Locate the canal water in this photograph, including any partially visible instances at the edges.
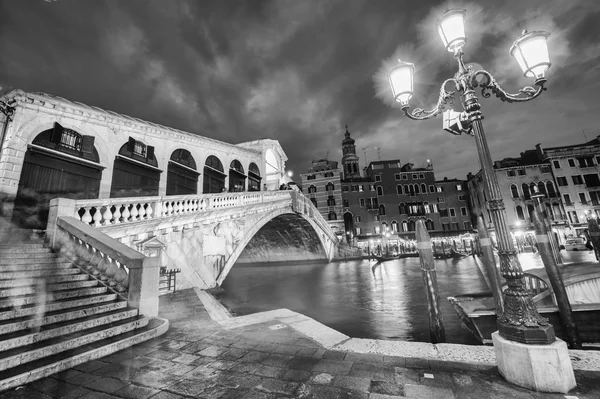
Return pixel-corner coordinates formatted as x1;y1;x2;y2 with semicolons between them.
219;251;597;345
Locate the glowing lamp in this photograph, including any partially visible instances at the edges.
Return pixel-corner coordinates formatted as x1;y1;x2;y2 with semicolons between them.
510;30;551;79
388;60;415;106
437;9;467;52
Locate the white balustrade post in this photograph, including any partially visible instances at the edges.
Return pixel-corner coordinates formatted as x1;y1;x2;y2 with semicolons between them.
102;206;113;225
46;198;78;249
92;207;102;227
130;203;139;220
145;202;153;219
81;208;92;225
113;204;122;224
153;198;162;218
127;256;161;317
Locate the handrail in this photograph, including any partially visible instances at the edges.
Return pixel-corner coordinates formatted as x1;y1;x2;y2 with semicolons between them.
51;216;161;316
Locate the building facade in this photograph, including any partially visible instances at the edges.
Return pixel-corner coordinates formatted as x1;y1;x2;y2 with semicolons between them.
435;178;472;234
541;138;600;238
0;90;289;229
466;146;568;245
300;158;344;236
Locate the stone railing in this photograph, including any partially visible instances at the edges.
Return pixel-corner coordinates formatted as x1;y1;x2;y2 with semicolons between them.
62;191;292;227
290;191;338;243
46;204;161;317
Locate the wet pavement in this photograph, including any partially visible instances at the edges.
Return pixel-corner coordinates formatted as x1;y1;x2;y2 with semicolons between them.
4;289;600;399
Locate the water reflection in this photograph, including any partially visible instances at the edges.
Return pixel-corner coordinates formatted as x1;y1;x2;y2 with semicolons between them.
219;251;598;345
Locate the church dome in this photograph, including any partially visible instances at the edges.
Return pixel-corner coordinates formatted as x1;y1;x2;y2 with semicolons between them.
342;126;355;145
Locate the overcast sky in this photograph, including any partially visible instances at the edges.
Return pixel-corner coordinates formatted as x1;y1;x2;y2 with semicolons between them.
1;0;598;181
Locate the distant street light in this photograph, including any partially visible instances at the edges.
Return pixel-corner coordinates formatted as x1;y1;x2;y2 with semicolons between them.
388;9;554;345
287;170;294;178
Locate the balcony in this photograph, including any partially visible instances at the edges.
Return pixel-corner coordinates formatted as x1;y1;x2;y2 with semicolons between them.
564;201;574;207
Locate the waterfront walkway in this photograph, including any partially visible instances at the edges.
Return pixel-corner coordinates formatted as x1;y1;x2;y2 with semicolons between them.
6;289;600;399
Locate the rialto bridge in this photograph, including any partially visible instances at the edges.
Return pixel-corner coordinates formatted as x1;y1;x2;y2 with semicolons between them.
0;89;339;301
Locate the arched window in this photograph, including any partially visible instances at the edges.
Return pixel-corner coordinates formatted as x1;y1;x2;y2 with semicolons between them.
310;198;317;207
409;185;415;196
537;181;546;196
326;182;335;192
426;219;434;230
404;185;409;195
328;211;337;220
546;181;556;198
229;160;246;192
516;205;525;220
327;197;336;206
112;138;160;198
377;186;384;196
408;220;416;231
414;184;420;194
14;125;102;229
308;185;317;194
167;149;198;196
399;203;406;214
203;155;226;193
381;221;388;233
421;183;427;193
396;185;403;195
527;204;535;220
379;204;386;215
248;162;261;191
402;220;408;232
522;183;530;199
510;184;519;199
391;220;398;232
530;182;537;196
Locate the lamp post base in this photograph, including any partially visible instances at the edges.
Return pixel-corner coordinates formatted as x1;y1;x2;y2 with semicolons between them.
492;332;576;393
498;322;556;345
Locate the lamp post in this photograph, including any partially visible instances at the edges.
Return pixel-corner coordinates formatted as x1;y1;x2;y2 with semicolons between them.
388;9;554;345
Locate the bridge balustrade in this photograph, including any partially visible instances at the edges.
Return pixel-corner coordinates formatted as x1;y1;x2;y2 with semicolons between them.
67;191;296;227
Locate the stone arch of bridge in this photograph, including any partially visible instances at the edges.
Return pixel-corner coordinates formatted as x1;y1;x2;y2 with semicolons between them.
215;206;334;286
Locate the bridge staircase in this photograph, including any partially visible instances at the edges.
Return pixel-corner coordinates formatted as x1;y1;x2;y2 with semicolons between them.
0;219;167;392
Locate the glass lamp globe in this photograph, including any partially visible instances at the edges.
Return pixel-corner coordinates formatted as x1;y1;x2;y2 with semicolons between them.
437;9;467;52
388;60;415;106
510;30;551;79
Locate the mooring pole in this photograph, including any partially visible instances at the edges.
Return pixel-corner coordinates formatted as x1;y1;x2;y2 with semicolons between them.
415;220;446;343
532;193;582;349
477;215;504;315
587;217;600;261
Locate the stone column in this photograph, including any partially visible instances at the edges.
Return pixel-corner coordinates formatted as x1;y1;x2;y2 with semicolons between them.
47;198;77;248
128;256;161;317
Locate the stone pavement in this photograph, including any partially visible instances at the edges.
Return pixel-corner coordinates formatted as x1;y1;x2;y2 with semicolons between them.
4;289;600;399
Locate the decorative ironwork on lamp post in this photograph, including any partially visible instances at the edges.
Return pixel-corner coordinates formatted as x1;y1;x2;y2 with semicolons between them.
388;9;555;344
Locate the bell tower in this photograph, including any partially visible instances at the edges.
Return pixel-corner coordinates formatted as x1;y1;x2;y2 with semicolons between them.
341;126;360;179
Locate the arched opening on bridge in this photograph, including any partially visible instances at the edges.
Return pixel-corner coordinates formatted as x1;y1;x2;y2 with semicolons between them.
167;149;198;195
229;160;246;192
203;155;226;193
248;162;261;191
111;137;160;198
13;123;103;228
343;212;354;244
235;213;328;264
265;149;280;190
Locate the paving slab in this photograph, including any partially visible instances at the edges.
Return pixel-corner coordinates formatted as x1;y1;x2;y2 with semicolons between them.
7;288;600;399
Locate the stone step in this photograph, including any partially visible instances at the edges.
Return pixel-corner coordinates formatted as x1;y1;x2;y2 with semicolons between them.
0;286;107;309
0;308;139;352
0;300;127;336
0;274;89;289
0;317;168;392
0;257;71;266
0;252;59;260
0;313;147;372
0;262;75;273
0;242;45;249
0;267;80;280
0;245;49;254
0;293;119;321
0;280;97;298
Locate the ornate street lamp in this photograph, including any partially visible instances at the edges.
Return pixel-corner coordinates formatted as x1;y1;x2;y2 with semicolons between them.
389;9;553;345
